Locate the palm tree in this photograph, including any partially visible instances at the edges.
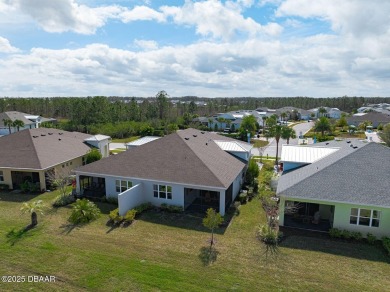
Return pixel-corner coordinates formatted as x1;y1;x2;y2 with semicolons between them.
13;119;25;132
262;116;268;133
318;107;328;118
216;117;225;131
281;127;297;144
280;112;287;123
315;117;331;136
20;200;45;227
269;123;283;165
208;118;213;130
2;118;13;134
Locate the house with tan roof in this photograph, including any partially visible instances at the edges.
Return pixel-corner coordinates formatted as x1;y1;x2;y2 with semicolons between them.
75;129;253;216
0;111;56;136
0;128;110;191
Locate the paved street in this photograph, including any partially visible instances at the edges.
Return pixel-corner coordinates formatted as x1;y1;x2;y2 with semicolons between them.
251;121;314;157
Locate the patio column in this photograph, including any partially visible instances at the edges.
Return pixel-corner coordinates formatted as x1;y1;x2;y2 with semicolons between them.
219;190;226;216
76;174;81;195
39;171;46;192
278;197;285;226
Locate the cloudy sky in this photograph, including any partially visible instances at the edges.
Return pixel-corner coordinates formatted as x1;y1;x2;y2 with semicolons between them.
1;0;390;97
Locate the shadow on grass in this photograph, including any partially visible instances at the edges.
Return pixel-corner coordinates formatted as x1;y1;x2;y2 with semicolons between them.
95;201;118;215
6;225;40;246
59;223;80;235
280;227;390;263
198;246;220;266
138;209;235;234
0;191;42;203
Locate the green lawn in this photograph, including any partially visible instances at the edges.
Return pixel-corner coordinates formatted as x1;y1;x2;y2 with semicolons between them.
0;190;389;291
251;140;269;148
111;136;141;143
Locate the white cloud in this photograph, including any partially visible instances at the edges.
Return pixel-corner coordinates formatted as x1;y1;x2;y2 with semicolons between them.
0;36;20;53
161;1;282;40
119;5;165;23
134;39;158;50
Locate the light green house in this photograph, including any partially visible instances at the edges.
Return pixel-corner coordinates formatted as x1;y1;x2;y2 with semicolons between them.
277;141;390;237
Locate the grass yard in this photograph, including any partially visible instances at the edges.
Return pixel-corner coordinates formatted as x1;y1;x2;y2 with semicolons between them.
111;136;141;143
0;190;389;291
252;140;269;148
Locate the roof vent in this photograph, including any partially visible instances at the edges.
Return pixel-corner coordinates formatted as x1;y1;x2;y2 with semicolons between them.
350;144;353;147
206;142;208;145
41;134;46;136
326;142;329;145
48;133;53;135
32;135;38;138
59;133;63;135
346;141;351;143
184;137;189;140
201;131;205;134
353;146;358;149
58;138;61;141
193;135;197;137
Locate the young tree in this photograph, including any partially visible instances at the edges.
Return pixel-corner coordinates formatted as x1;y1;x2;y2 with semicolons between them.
86;148;102;164
379;123;390;147
337;116;348;131
3;118;13;134
315;117;331;137
268;123;283;165
203;208;223;248
358;120;372;131
239;115;257;141
20;200;45;227
13;119;25;132
48;168;72;198
245;159;260;186
281;127;297;144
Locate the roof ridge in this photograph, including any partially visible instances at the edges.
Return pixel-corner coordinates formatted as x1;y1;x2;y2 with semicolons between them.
175;133;227;188
26;129;43;169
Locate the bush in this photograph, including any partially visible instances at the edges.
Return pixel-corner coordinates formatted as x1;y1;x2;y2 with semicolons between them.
124;209;137;223
257;224;282;245
108;208;123;224
238;192;248;204
329;228;342;238
0;184;9;191
382;237;390;255
350;231;363;241
68;199;101;224
134;202;153;214
366;233;377;245
160;203;183;213
52;194;75;207
340;229;351;240
20;181;30;193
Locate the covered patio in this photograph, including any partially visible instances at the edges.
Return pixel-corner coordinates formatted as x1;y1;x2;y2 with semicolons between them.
283;201;334;232
79;175;106;199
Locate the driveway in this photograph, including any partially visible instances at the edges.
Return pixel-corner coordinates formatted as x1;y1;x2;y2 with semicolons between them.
109;142;126;151
252;121;314;157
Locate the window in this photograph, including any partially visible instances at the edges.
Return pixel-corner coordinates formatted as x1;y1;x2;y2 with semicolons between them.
350;208;380;227
153;184;172;199
115;180;132;193
0;171;3;182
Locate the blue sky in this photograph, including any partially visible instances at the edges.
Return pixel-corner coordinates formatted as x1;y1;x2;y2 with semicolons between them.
0;0;389;97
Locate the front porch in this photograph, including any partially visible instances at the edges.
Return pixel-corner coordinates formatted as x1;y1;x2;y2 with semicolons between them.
283;200;334;232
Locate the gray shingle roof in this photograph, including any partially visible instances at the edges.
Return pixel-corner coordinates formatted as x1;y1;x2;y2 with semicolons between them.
76;128;246;189
0;128;92;170
277;141;390;207
0;111;35;126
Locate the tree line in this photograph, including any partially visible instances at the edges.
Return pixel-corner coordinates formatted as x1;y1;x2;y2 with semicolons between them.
1;93;389;138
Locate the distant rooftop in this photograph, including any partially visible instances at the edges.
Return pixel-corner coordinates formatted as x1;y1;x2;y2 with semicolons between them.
126;136;160;147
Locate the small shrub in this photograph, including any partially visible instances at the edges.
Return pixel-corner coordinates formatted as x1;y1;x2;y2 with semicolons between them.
0;184;9;191
20;181;30;193
160;203;183;213
124;209;137;223
366;233;376;245
329;228;342;238
68;199;101;224
134;202;153;214
238;192;248;204
52;194;75;207
382;237;390;255
108;208;123;224
257;224;282;245
341;229;351;240
350;231;363;241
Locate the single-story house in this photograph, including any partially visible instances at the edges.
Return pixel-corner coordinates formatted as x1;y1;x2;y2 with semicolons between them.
277;140;390;237
75;128;253;216
0;128;111;191
347;112;390;128
0;111;56;136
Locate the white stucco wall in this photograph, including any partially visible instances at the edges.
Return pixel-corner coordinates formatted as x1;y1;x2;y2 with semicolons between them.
232;169;243;201
118;183;144;216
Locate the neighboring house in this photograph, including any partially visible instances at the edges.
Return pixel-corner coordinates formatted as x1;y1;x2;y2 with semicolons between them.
347;112;390;128
125;136;160;150
277;107;312;121
0;128;110;191
309;107;342;119
75;129;253;216
84;135;112;158
277;140;390;237
0;111;56;136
